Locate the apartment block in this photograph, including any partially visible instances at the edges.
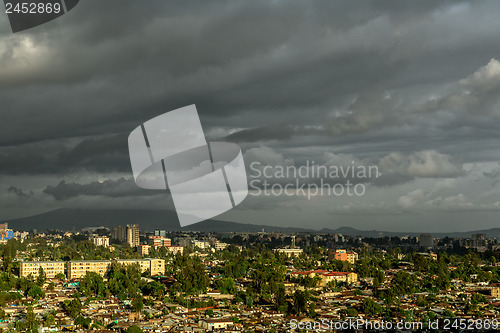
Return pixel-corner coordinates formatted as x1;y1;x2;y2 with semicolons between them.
274;248;303;257
68;260;112;279
137;245;150;255
291;270;358;287
193;240;210;249
20;261;65;278
149;236;171;247
329;249;358;264
213;241;229;251
166;246;184;255
117;258;165;276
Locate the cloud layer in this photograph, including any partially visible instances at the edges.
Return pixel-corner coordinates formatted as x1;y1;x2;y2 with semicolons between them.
2;0;500;231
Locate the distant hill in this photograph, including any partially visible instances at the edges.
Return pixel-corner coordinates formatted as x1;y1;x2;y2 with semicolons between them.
6;208;500;238
320;226;500;239
5;208;312;233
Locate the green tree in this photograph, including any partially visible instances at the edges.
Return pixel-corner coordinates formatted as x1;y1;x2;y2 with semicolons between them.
344;307;358;317
471;292;486;304
131;294;144;313
275;284;287;313
36;267;46;286
0;308;7;320
291;290;309;315
391;271;417;296
64;294;82;318
127;325;142;333
27;285;45;299
373;269;385;287
1;239;18;273
25;306;38;331
74;316;92;329
80;272;105;297
363;298;383;316
43;313;55;326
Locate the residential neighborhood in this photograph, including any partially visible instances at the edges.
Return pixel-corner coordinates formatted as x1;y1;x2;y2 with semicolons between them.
2;223;500;332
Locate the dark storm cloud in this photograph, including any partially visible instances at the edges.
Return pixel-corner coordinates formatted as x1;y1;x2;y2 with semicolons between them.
43;177;161;200
0;0;486;147
7;186;32;198
3;0;500;228
0;134;130;174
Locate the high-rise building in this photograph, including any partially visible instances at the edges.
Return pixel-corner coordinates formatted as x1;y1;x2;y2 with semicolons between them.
126;224;140;248
419;234;434;249
111;225;126;242
0;223;13;241
472;234;487;247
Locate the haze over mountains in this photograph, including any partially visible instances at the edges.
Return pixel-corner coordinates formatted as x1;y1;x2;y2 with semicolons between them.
5;208;500;239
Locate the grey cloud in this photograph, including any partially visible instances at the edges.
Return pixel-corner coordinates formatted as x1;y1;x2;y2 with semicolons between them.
7;186;32;198
0;134;130;175
4;0;500;230
325;90;400;137
378;150;465;179
43;177;164;201
226;124;323;143
0;0;491;147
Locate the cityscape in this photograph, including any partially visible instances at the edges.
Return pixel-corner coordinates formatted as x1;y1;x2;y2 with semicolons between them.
3;1;500;332
2;222;500;332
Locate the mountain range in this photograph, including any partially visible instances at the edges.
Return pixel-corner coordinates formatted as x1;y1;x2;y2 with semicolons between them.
6;208;500;239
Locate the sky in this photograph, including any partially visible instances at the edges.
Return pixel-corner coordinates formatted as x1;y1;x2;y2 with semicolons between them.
2;0;500;232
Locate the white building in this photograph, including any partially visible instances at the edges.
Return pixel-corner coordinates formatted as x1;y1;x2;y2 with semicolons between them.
90;235;110;248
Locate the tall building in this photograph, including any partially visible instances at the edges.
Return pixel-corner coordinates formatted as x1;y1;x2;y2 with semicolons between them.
111;226;126;242
0;223;13;241
126;224;140;247
472;234;487;248
20;261;65;278
419;234;434;249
